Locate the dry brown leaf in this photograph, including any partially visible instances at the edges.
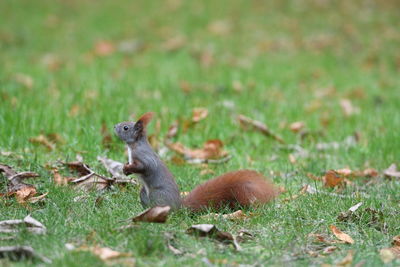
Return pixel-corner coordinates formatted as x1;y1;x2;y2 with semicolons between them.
322;246;338;255
0;246;51;263
337;250;354;266
232;80;243;92
330;225;354;244
162;35;186;52
68;104;80;117
15;186;37;203
380;247;400;263
166;121;179;139
14;73;34;89
0;215;46;235
0;164;41;202
289;121;305;133
94;41;115;56
383;163;400;179
340;99;360;117
192;107;208;123
63;161;91;176
52;168;69;186
237;114;285;144
77;245;133;263
379;235;400;263
186;224;241;251
97;156;128;179
29;135;55;151
196;49;214;68
323;170;345;188
392;235;400;247
27;192;48;203
131;206;171;223
288;154;297;164
309;233;334;244
207;20;232;36
166;139;228;160
179;80;192;93
200;168;214;176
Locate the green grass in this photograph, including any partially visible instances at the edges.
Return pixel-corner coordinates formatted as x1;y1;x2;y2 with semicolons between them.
1;0;400;266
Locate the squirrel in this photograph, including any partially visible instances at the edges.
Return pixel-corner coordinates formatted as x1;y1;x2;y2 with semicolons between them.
114;112;278;211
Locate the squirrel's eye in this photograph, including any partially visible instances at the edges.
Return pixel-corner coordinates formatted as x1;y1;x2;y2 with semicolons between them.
123;126;129;131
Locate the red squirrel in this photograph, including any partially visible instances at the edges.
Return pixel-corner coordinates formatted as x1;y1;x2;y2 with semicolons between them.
114;112;278;211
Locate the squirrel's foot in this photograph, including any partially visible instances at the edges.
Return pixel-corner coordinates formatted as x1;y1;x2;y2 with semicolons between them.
123;163;135;175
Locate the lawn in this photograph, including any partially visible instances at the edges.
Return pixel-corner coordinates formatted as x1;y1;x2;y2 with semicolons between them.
1;0;399;266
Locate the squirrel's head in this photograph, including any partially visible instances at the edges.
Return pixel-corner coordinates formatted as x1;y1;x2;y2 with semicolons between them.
114;112;154;144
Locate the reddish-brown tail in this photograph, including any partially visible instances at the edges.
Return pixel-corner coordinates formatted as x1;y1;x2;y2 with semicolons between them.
182;170;278;212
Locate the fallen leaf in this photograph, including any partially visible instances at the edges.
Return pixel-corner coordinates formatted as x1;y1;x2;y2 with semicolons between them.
15;186;37;203
166;139;228;160
117;39;145;54
0;246;51;263
131;206;171;223
192;107;208;123
330;225;354;244
94;40;115;56
162;35;186;52
340;99;360;117
77;245;133;264
27;192;48;203
383;163;400;179
166;121;179;140
186;224;241;251
237;114;285;144
68;104;80;117
14;73;34;89
61;160;117;191
232;80;243;92
288;154;297;164
393;235;400;246
323;170;345;188
0;164;41;202
29;134;55;150
322;246;338;255
207;20;232;36
63;161;92;176
0;215;46;235
289;121;305;133
337;250;354;266
97;156;127;179
200;168;214;176
52;168;70;186
380;248;397;263
179;81;192;93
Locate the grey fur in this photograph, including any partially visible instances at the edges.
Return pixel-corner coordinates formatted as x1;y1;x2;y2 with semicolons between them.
114;121;181;209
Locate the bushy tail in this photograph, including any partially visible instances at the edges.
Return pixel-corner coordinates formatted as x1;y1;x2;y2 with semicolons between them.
182;170;278;212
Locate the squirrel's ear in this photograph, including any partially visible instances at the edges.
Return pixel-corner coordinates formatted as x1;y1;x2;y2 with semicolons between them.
136;112;154;128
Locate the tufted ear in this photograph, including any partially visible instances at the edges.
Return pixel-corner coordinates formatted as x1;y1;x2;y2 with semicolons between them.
136;112;154;128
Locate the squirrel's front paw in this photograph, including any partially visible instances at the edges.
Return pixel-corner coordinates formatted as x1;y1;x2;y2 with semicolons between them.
123;163;135;175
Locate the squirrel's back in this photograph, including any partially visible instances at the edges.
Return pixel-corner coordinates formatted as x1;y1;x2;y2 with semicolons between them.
182;170;278;211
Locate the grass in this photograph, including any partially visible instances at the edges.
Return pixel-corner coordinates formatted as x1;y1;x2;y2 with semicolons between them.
1;0;400;266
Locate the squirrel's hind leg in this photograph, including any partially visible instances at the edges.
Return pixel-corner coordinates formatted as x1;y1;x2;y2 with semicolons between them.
140;187;151;208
